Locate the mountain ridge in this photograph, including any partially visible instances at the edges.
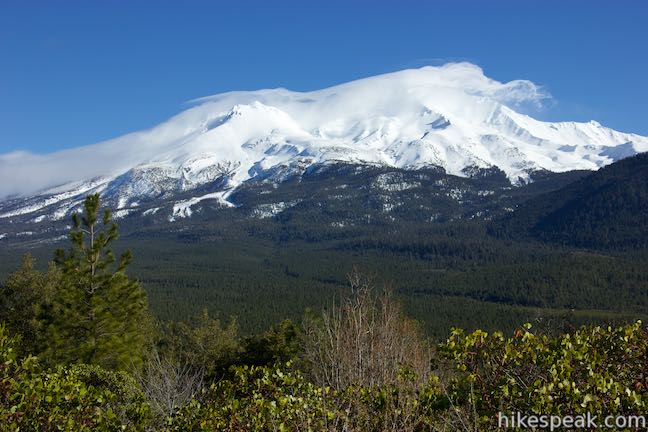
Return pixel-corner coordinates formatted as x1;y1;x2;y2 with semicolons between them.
490;152;648;250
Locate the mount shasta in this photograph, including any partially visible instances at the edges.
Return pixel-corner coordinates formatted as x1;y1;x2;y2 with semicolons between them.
1;63;647;231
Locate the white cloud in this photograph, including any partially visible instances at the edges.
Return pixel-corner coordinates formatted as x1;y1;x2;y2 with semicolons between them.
425;62;550;108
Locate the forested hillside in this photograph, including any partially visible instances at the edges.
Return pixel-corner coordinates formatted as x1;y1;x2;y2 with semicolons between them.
1;160;647;337
490;152;648;250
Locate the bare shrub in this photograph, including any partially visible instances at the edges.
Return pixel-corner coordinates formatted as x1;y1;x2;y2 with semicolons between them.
303;270;432;390
133;350;204;421
301;270;435;431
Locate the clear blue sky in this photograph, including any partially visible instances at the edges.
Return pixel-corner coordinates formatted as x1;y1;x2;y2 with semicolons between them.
1;0;647;154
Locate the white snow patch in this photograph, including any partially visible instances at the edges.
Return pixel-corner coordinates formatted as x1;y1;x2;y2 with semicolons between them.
170;191;235;220
251;200;300;219
373;173;420;192
0;178;106;218
39;235;68;244
447;188;465;201
113;209;133;219
52;207;70;221
51;201;84;221
142;207;160;216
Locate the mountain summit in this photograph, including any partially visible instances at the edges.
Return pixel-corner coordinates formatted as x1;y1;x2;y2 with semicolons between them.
1;63;647;220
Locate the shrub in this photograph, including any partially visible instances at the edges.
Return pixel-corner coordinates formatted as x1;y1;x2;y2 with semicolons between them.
167;363;331;431
440;321;648;428
301;271;433;390
0;324;150;431
166;361;446;432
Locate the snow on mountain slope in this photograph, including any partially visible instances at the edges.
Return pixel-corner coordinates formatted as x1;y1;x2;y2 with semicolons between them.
1;62;647;221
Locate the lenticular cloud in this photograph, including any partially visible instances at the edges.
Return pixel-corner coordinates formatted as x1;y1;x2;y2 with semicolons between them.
426;63;549;107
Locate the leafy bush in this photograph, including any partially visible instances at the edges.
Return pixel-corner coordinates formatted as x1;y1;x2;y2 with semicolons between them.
167;363;331;431
0;324;150;431
440;321;648;427
166;361;445;432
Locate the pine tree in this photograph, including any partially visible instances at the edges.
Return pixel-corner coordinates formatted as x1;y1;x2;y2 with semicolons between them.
49;193;149;370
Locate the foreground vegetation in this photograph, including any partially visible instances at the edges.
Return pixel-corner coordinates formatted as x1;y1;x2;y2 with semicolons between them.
1;195;647;430
2;314;647;430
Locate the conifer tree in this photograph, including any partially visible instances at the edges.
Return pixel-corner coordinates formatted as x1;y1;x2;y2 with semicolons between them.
49;193;149;370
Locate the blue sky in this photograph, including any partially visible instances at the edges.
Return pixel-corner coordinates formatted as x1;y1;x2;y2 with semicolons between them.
1;0;647;154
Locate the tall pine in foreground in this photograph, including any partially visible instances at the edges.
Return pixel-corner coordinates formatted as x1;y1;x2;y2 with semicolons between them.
49;193;149;370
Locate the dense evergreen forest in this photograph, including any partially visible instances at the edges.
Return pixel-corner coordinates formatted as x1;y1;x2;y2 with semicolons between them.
1;156;648;338
491;151;648;250
2;216;647;338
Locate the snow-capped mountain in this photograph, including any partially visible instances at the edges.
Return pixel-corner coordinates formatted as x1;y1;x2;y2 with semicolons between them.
1;62;647;225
